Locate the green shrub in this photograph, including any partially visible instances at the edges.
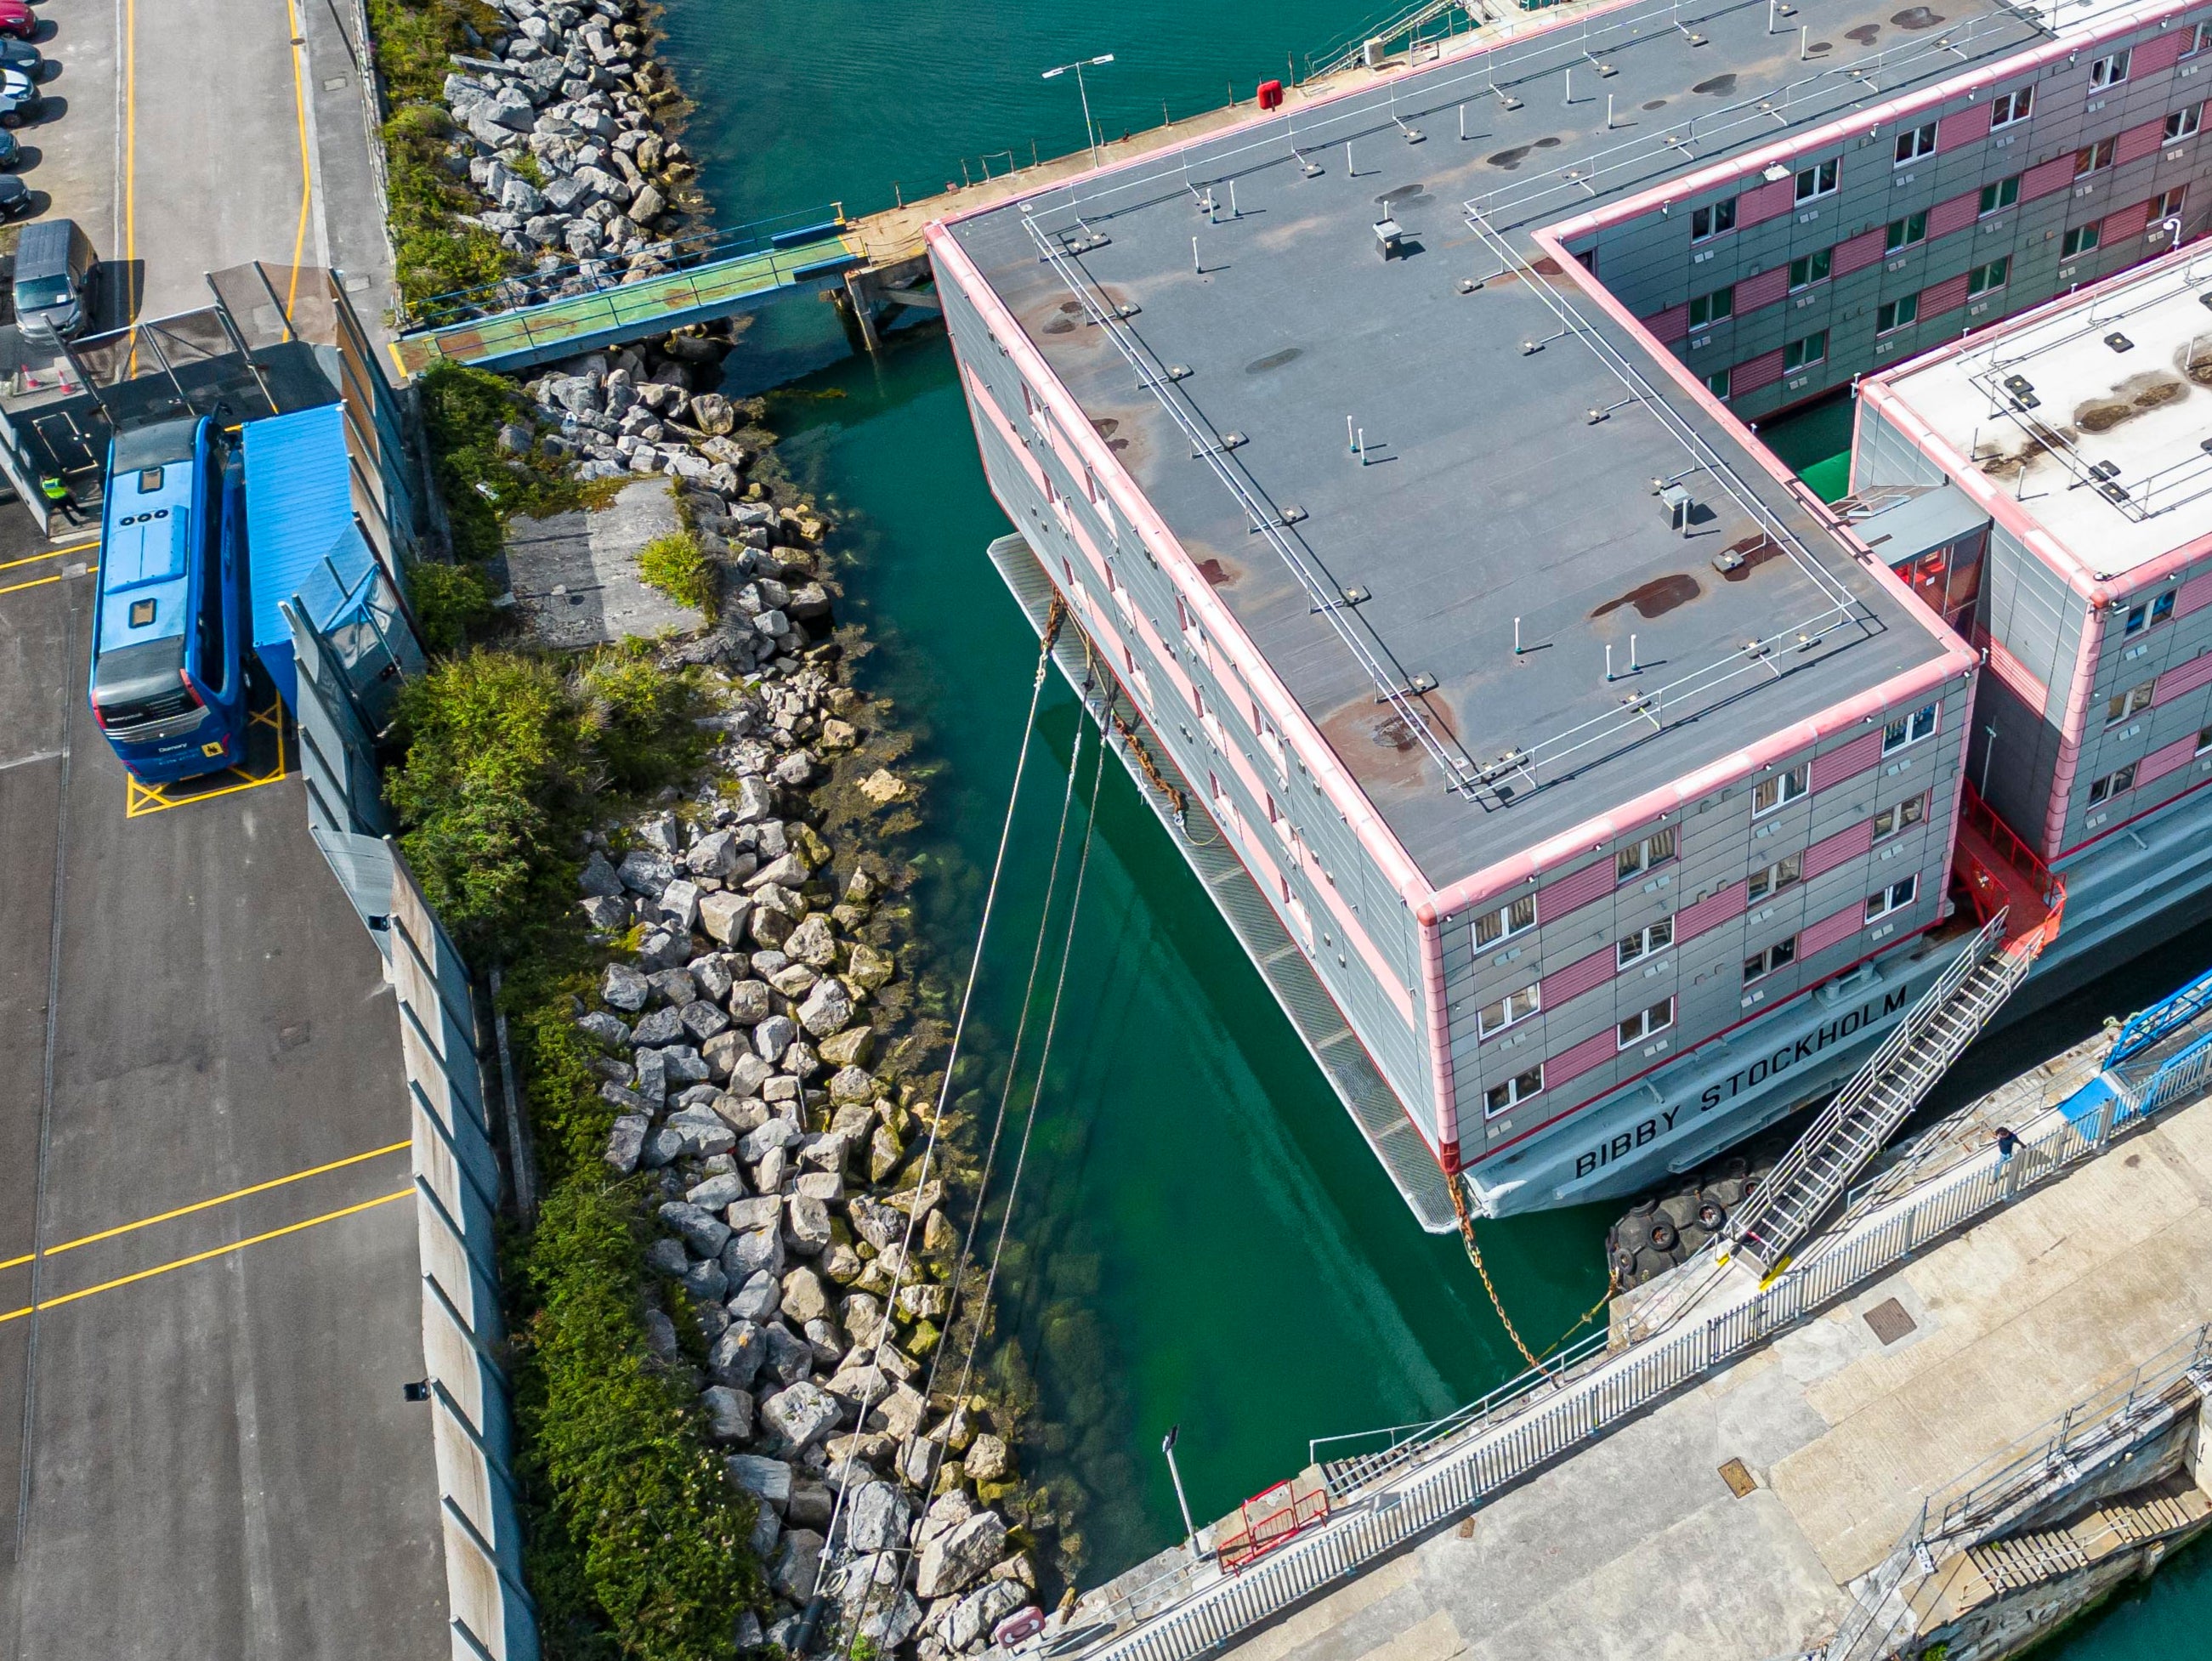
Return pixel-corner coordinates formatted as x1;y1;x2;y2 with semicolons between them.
417;361;597;566
386;650;587;948
407;558;499;653
515;1179;765;1660
636;530;717;617
579;641;706;794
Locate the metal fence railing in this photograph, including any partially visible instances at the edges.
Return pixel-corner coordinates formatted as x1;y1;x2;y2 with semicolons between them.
388;846;542;1661
1823;1320;2212;1661
1057;1018;2212;1661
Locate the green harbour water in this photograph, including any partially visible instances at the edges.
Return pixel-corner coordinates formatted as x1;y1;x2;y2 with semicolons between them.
654;1;2211;1643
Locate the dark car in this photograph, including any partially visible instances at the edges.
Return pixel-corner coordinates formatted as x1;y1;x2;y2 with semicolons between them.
0;37;40;79
0;130;20;171
0;175;31;219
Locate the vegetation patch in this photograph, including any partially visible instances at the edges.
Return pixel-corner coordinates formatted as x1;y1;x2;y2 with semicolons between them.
637;530;717;618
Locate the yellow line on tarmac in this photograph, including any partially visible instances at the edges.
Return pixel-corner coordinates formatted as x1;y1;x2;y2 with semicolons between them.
283;0;313;315
0;563;96;598
0;1138;411;1273
0;1189;413;1323
0;543;86;575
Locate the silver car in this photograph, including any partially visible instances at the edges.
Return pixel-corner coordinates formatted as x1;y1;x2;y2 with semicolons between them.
0;67;39;129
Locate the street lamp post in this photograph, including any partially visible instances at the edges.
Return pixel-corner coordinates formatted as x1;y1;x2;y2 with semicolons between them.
1043;54;1116;170
1161;1425;1200;1558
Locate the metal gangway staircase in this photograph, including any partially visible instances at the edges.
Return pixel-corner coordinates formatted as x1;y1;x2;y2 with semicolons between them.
1727;788;2066;1273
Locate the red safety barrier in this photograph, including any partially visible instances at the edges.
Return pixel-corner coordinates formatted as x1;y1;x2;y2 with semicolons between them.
1258;79;1285;111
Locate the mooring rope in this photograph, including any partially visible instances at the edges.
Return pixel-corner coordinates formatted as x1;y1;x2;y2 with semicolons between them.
803;598;1066;1648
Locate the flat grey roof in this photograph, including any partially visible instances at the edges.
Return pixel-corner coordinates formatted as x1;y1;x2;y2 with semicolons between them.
949;0;2045;887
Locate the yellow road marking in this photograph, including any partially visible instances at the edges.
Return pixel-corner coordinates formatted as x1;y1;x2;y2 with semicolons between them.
0;1138;411;1273
0;1189;412;1323
0;563;95;598
283;0;313;319
123;684;291;817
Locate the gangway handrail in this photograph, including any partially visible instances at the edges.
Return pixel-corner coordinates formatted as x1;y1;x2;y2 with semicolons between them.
1726;911;2010;1265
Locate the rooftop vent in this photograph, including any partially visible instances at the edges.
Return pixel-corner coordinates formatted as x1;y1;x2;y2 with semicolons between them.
2105;332;2135;353
1375;218;1406;260
1659;482;1696;530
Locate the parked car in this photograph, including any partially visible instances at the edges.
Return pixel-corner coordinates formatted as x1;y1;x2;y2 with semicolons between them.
0;37;41;79
0;174;31;220
0;130;20;171
14;220;98;337
0;67;41;128
0;4;33;44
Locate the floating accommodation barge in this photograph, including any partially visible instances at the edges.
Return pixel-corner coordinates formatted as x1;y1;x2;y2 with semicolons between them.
930;0;2212;1223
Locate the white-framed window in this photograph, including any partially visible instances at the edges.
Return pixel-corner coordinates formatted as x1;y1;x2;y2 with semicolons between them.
2089;48;2131;90
1784;330;1828;371
1105;560;1135;626
1753;762;1810;817
1894;122;1936;166
1485;1064;1544;1117
2087;762;2138;805
1795;158;1840;202
1688;285;1734;327
2125;592;2178;633
1473;893;1537;950
1744;936;1798;984
1209;770;1239;839
1616;828;1676;884
1618;916;1675;970
1478;984;1540;1038
1279;875;1314;950
2168;102;2204;143
1789;249;1832;291
1865;873;1920;922
1690;198;1737;242
1872;793;1928;842
1884;703;1939;753
2062;223;2101;258
2197;725;2212;756
1968;257;2011;298
1265;792;1294;849
1618;997;1676;1050
2189;21;2212;58
2076;138;2117;177
1084;465;1102;504
2152;187;2188;224
1252;703;1288;783
1979;175;2019;216
1705;367;1732;400
1886;211;1928;252
1194;685;1228;751
1991;86;2034;127
1121;644;1151;708
2107;681;2155;725
1175;594;1205;657
1877;293;1920;334
1748;854;1802;903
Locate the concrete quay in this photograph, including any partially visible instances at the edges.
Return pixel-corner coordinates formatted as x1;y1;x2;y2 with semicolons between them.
1060;1052;2212;1661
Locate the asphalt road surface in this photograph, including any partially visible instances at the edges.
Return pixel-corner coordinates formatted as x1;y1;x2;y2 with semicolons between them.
0;1;440;1655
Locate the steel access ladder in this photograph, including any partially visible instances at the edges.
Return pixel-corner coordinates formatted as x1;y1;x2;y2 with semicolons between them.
1727;916;2021;1271
1726;789;2067;1272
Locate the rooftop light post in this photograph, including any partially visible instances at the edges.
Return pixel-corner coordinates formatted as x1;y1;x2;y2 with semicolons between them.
1043;53;1116;170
